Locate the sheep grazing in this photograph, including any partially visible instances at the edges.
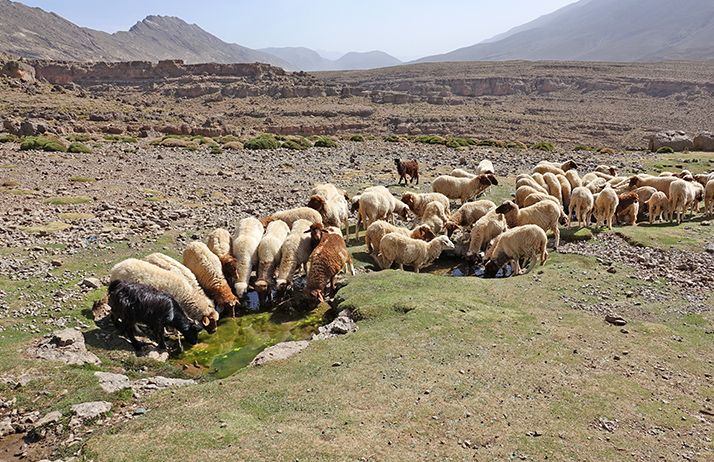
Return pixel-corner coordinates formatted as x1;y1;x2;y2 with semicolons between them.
595;165;618;176
231;217;265;298
183;241;239;315
254;220;290;304
516;176;548;194
401;192;451;218
110;258;219;333
645;191;669;224
694;173;714;187
593;185;619;230
515;185;546;207
523;192;560;208
107;280;202;351
495;200;567;249
450;168;475;178
568;187;594;228
668;179;696;224
205;228;241;292
305;231;354;302
420;201;450;235
628;175;680;194
364;221;435;255
448;200;496;227
615;192;639;226
275;219;314;292
466;210;508;260
565;170;582;189
533;160;577;176
431;173;498;204
530;173;548;190
542;172;563;204
475;159;495;175
378;234;454;273
484;225;548;277
586;177;608;194
354;186;410;241
259;207;323;228
557;174;572;209
143;253;203;293
395;159;419;185
704;179;714;217
307;183;350;234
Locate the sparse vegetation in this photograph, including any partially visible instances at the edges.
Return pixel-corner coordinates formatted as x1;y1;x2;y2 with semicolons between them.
384;134;406;143
656;146;675;154
598;147;615;154
505;141;528;149
531;141;555;152
312;136;338;148
414;135;447;145
69;176;96;183
445;136;476;148
476;139;506;148
19;135;68;152
0;133;18;143
44;195;93;205
349;134;365;142
67;133;93;142
574;144;596;151
104;135;137;143
222;141;244;150
68;142;92;154
244;134;281;150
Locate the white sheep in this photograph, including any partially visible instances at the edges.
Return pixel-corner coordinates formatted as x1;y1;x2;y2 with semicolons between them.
565;169;582;189
260;207;323;228
530;173;549;190
401;192;451;218
231;217;264;298
557;174;572;209
449;168;475;178
543;172;563;204
516;177;548;194
364;221;435;255
377;234;454;272
110;258;219;332
644;191;668;224
448;200;496;227
628;175;680;195
668;179;696;224
183;241;239;315
515;185;547;207
420;201;450;235
593;185;619;230
568;187;594;228
254;220;290;302
465;210;508;259
275;219;313;292
523;192;560;207
484;224;548;276
143;253;202;293
495;200;567;249
704;179;714;217
355;186;410;241
475;159;495;175
431;173;498;204
205;228;232;258
307;183;350;234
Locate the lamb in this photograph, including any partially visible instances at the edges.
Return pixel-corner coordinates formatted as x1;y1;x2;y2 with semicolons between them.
668;179;696;224
107;280;202;351
259;207;322;228
275;219;314;292
475;159;495;175
305;231;354;302
431;173;498;204
183;241;240;315
448;200;496;227
615;192;639;226
557;174;572;209
355;186;410;241
543;172;563;204
704;179;714;217
377;234;454;272
420;201;450;235
364;221;435;255
254;220;290;304
307;183;350;234
565;169;582;189
401;192;451;218
644;191;669;224
204;228;241;291
231;217;264;298
568;187;594;228
143;253;202;293
495;200;567;249
593;185;619;230
484;225;548;277
110;258;219;333
465;210;508;260
395;159;419;185
628;175;680;194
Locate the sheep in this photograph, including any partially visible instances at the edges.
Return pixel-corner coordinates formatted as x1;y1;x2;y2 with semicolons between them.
305;231;354;302
668;179;696;224
204;228;241;292
475;159;495;175
516;178;548;195
377;234;454;272
364;221;435;255
532;164;565;176
143;253;202;293
595;165;618;176
110;258;219;333
615;192;639;226
259;207;322;228
484;225;549;277
568;187;594;228
586;177;608;194
231;217;264;298
465;210;508;260
557;174;572;209
534;159;577;174
628;175;680;195
401;192;451;218
395;159;419;185
450;168;475;178
644;191;669;224
694;173;714;187
515;186;546;207
183;241;240;315
704;179;714;217
531;172;548;190
307;183;350;234
593;185;619;230
565;170;582;189
543;172;563;204
420;201;450;235
448;200;496;227
495;200;567;249
254;220;290;304
107;280;202;351
431;173;498;204
523;192;560;207
275;219;314;292
355;186;410;241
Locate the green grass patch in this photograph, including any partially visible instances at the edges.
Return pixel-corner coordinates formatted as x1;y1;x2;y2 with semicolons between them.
68;142;92;154
104;135;137;143
44;195;93;205
67;133;93;142
0;133;18;143
531;141;555;152
349;134;365;142
244;134;281;150
574;144;596;151
384;134;406;143
222;141;244;150
19;135;68;152
19;221;71;234
656;146;675;154
414;135;447;145
312;136;337;148
69;176;96;183
58;212;96;221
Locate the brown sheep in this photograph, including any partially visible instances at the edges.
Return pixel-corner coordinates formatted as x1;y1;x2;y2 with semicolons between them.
615;192;639;226
395;159;419;185
305;231;354;302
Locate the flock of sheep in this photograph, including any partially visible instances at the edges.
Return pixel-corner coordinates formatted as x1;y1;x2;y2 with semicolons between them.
104;156;714;353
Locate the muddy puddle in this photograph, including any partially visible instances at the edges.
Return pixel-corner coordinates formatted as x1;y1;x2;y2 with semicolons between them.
449;263;514;278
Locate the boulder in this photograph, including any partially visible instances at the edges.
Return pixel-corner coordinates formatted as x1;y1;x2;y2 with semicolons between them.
79;277;102;289
19;119;47;136
2;61;36;83
693;132;714;152
94;371;131;393
0;416;14;437
648;130;694;152
251;340;309;366
312;316;358;340
29;328;101;366
70;401;111;420
33;411;62;429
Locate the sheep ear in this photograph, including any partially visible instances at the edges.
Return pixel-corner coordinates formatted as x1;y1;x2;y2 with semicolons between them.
201;316;210;326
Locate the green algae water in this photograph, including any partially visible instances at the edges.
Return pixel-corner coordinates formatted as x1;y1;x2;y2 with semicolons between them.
179;303;330;379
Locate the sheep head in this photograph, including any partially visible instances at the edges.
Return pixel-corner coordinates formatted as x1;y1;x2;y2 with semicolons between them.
483;259;501;278
201;310;220;334
307;222;325;247
401;192;416;211
443;221;459;237
628;176;641;188
436;235;455;250
307;195;327;214
259;216;274;228
562;160;578;172
411;225;436;242
495;201;517;215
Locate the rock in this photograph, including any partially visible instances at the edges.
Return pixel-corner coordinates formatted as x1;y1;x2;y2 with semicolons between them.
71;401;112;420
131;376;194;396
94;371;131;393
2;61;36;83
79;277;102;289
19;119;47;136
33;411;62;429
693;132;714;152
605;315;627;326
0;416;14;437
92;299;111;323
29;328;101;366
250;340;310;366
139;344;169;362
312;316;358;340
705;244;714;254
648;131;694;152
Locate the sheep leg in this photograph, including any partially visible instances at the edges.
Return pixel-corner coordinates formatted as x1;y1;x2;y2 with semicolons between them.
553;226;560;250
512;259;521;276
399;263;404;271
347;257;356;276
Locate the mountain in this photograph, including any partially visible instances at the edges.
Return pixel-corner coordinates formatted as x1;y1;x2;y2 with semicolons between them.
260;47;402;71
417;0;714;63
0;0;287;66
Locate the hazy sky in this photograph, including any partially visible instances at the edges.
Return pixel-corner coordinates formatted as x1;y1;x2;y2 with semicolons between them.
20;0;577;60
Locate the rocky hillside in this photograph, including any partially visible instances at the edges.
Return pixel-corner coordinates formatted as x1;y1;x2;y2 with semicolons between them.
259;47;402;71
0;0;287;66
418;0;714;62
